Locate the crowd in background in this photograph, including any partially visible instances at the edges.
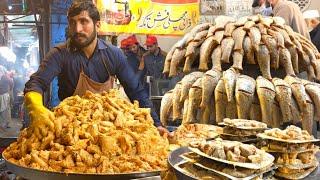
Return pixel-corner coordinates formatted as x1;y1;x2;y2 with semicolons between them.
252;0;320;51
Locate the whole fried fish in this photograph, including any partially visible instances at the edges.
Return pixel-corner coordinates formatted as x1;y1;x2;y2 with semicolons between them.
169;48;187;77
303;45;320;80
272;16;286;28
287;46;299;74
257;44;272;80
223;67;240;102
272;101;282;128
259;16;273;27
200;69;222;108
215;30;225;44
233;27;247;51
243;21;256;31
256;23;268;35
184;46;200;73
182;99;189;124
290;97;302;124
272;26;295;47
272;78;292;123
305;83;320;122
232;49;244;70
180;72;204;102
191;23;211;34
199;36;218;71
185;40;201;57
303;93;314;134
248;15;260;23
172;82;183;120
250;93;262;121
262;35;279;69
160;90;173;126
279;48;295;76
235;75;256;119
235;16;248;27
256;76;276;125
226;98;238;119
243;36;255;64
221;37;235;63
211;45;222;71
224;22;236;37
163;46;176;74
193;30;209;41
284;76;307;111
207;25;224;38
267;29;285;49
215;79;227;123
186;78;203;123
249;27;261;52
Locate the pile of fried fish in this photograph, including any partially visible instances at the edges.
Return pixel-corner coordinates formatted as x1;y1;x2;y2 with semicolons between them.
4;90;169;174
161;15;320;134
258;125;319;179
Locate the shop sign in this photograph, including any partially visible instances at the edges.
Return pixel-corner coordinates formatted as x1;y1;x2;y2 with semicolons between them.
94;0;200;35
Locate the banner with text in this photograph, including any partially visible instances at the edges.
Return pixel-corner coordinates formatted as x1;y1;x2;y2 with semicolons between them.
95;0;200;35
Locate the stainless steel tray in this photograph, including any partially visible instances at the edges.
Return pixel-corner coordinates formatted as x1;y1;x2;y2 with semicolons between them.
3;155;161;180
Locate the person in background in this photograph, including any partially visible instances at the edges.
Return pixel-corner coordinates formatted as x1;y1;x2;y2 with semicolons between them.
120;38;129;55
127;35;146;58
24;1;170;136
140;35;168;95
268;0;310;39
126;36;146;84
0;66;14;129
252;0;272;16
303;10;320;51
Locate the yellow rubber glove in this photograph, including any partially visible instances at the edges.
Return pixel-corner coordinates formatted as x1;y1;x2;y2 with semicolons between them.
25;92;55;137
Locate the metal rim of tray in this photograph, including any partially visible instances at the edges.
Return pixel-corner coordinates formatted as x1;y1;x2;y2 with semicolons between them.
3;154;161;180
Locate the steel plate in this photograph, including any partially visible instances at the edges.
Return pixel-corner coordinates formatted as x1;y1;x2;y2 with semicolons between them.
3;155;161;180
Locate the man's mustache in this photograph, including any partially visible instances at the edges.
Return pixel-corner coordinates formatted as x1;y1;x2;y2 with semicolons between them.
71;33;86;38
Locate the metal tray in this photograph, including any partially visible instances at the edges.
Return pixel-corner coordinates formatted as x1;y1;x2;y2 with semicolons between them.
168;146;196;180
3;156;161;180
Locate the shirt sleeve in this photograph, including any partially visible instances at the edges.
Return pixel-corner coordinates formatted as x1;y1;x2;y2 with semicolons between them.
275;5;293;27
112;48;162;127
24;48;63;95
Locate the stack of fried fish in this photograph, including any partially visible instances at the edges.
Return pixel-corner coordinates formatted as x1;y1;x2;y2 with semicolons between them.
161;70;320;134
161;15;320;134
164;15;320;81
4;90;169;174
258;125;319;179
174;138;275;179
221;118;267;141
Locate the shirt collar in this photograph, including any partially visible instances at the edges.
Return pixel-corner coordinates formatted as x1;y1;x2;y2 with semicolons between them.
97;39;108;50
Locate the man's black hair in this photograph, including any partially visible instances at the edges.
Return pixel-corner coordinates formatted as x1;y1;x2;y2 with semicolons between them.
67;1;100;23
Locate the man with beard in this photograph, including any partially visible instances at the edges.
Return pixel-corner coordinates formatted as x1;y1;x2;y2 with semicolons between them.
24;1;170;136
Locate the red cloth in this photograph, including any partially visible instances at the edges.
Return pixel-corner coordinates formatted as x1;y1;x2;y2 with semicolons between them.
127;35;138;46
120;38;129;48
145;35;157;46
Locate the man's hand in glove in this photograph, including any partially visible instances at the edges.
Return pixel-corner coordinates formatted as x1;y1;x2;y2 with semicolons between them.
25;92;55;137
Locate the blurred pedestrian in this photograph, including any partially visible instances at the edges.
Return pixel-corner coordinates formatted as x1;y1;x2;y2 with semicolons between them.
303;10;320;51
0;66;13;128
252;0;272;16
268;0;310;39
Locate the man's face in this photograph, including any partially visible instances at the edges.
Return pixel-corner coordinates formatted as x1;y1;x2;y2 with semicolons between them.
267;0;277;6
147;44;157;53
259;0;265;6
129;44;138;54
68;11;98;48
